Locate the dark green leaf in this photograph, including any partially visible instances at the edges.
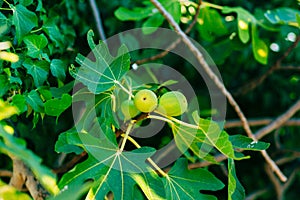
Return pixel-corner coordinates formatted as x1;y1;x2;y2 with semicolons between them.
43;17;65;48
71;30;130;94
230;135;270;151
23;59;49;87
24;34;48;58
44;93;72;117
10;4;38;43
228;158;245;200
55;128;84;154
0;75;9;97
162;158;224;200
25;90;44;112
50;59;66;81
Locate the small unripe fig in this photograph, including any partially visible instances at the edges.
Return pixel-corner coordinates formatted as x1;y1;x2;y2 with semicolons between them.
133;89;158;113
158;91;188;116
121;100;140;119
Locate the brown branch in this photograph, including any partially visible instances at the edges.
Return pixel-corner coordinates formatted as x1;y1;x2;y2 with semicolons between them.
89;0;106;41
9;158;49;200
234;35;300;96
245;188;269;200
255;99;300;139
277;65;300;71
52;151;87;174
225;118;300;128
150;0;287;182
265;164;299;200
135;0;202;65
189;99;300;174
0;170;13;177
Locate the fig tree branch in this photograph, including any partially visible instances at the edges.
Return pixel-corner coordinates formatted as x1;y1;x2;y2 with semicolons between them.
150;0;287;182
225;118;300;128
89;0;106;41
234;35;300;96
135;0;202;65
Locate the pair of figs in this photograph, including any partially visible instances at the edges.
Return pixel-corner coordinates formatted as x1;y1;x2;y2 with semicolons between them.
121;89;188;119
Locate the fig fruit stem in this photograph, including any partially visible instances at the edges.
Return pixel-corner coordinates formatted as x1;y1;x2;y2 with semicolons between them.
120;133;167;177
150;111;205;132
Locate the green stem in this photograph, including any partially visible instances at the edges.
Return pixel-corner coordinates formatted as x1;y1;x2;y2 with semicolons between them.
119;120;134;151
115;81;134;98
120;133;168;177
202;1;223;10
150;111;205;132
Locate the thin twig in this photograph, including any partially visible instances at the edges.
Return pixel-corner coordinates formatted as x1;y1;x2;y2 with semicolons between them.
189;99;300;175
89;0;106;41
225;118;300;128
135;0;202;65
0;170;12;177
150;0;287;182
234;35;300;96
255;99;300;139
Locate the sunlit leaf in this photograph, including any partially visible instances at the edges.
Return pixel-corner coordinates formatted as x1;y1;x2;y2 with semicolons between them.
251;23;268;65
264;7;300;27
0;179;31;200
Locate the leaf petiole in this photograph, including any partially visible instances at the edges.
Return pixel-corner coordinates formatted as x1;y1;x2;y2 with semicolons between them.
119;120;135;151
120;133;168;177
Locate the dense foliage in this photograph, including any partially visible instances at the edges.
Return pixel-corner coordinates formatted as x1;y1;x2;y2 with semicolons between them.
0;0;299;199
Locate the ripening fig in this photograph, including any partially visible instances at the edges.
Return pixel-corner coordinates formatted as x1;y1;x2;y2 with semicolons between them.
121;100;140;119
133;89;158;113
158;91;188;116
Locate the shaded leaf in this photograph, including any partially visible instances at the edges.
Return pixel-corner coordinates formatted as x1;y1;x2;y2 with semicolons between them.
228;158;245;200
24;34;48;58
229;135;270;151
50;59;66;81
162;158;224;200
44;93;72;117
10;4;38;43
25;90;44;113
23;58;49;87
114;7;153;21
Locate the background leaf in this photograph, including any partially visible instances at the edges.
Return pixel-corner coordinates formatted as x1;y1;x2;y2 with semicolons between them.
10;4;38;43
